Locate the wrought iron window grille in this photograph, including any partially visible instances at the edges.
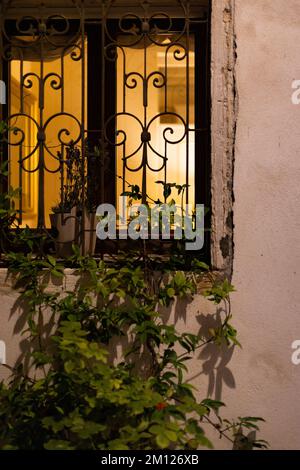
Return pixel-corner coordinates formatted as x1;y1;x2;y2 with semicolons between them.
0;0;210;260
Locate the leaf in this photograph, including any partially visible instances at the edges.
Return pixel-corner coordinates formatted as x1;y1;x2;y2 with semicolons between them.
47;255;56;267
174;271;186;287
64;361;75;374
51;269;64;279
1;445;19;450
192;260;209;271
164;429;178;442
239;417;265;423
201;399;225;412
156;433;170;449
164;185;172;199
167;287;175;298
108;440;130;450
44;440;75;450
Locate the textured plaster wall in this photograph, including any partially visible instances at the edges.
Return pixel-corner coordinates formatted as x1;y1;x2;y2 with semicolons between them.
0;0;300;450
216;0;300;450
172;0;300;450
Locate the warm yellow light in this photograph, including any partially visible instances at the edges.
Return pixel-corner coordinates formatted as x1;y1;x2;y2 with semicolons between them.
9;40;87;227
116;35;195;210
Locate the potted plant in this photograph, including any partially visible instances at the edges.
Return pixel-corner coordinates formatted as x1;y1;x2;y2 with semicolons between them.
50;144;82;257
81;144;102;256
50;202;78;258
82;207;98;256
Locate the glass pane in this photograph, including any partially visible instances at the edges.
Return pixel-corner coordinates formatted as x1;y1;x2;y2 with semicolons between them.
9;38;86;227
116;34;195;209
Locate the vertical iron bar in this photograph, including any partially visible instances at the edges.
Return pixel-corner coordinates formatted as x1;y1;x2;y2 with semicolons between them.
186;2;190;207
141;28;147;204
80;3;86;254
19;54;23;224
100;2;106;205
60;40;64;227
18;146;23;225
37;36;45;229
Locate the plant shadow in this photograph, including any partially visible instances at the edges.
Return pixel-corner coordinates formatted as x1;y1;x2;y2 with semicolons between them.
190;309;236;400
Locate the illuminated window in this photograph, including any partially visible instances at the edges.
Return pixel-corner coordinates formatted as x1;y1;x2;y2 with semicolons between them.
1;1;210;257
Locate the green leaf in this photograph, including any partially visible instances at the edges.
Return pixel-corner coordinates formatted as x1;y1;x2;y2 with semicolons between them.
108;440;130;450
51;269;64;278
174;271;186;287
44;440;75;450
164;429;178;442
47;255;57;267
156;434;170;449
167;287;175;297
192;260;209;271
64;361;75;374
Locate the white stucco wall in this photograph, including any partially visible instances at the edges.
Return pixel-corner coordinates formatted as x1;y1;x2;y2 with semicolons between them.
217;0;300;450
0;0;300;450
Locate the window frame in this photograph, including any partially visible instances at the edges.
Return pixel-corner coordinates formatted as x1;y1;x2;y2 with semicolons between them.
0;3;211;263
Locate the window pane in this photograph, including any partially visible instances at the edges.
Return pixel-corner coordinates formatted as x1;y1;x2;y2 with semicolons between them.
9;38;87;227
116;34;195;209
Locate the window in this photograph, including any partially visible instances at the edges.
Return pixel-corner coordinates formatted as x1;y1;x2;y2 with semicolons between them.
0;0;210;259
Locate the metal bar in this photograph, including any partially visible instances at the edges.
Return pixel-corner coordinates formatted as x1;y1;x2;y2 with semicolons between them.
80;2;86;254
186;9;190;207
37;35;45;229
0;0;210;259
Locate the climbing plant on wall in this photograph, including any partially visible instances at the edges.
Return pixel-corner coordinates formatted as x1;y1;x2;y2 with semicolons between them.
0;121;267;450
0;243;268;450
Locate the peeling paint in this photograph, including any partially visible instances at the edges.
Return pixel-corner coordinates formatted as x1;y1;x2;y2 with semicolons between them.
220;234;230;259
211;0;237;279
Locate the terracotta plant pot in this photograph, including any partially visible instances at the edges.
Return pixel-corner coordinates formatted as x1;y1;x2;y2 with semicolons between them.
50;207;78;257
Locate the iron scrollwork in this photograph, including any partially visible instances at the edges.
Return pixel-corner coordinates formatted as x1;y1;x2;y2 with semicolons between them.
0;0;209;252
